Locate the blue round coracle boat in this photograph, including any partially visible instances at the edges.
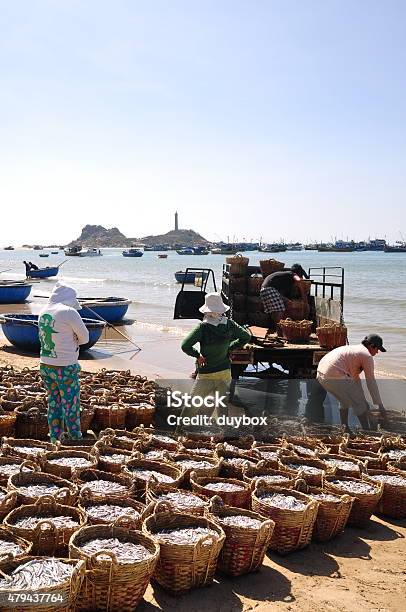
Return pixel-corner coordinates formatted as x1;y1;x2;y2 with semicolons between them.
0;315;105;353
78;297;131;323
174;271;208;284
0;283;32;304
26;267;59;279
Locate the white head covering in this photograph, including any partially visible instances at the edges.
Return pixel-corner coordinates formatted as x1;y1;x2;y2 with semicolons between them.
199;292;229;314
48;281;81;310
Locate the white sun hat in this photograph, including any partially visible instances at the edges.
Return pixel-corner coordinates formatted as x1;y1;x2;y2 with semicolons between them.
199;292;230;314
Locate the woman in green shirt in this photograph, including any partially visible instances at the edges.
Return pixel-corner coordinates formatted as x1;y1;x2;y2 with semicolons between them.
181;293;251;416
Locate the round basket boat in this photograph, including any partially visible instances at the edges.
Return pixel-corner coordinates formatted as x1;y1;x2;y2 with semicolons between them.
78;297;131;323
0;314;105;353
143;502;225;594
0;283;32;304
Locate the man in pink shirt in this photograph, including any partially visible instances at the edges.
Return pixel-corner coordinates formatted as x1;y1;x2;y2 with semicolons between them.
317;334;388;431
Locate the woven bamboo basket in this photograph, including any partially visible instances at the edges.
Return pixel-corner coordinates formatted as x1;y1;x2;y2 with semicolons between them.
180;438;216;457
243;463;300;489
41;449;99;480
172;453;222;484
123;457;184;494
229;276;247;294
4;495;86;556
143;502;225;594
190;473;251;509
224;435;255;450
148;432;180;452
0;409;17;437
0;527;33;572
318;453;366;478
94;444;134;473
247;275;264;296
80;405;96;434
146;482;210;516
339;446;386;470
343;436;383;453
78;490;147;530
252;444;285;466
0;457;32;487
284;300;310;321
226;253;249;275
278;319;312;343
259;259;285;276
0;556;85;612
324;476;383;528
387;460;406;474
307;487;353;542
0;485;17;520
69;522;159;612
215;444;258;480
206;495;274;576
279;456;328;487
98;429;144;452
307;432;347;454
92;404;127;431
251;483;318;554
316;323;348;350
56;432;98;453
124;403;155;429
232;292;247;311
77;469;135;501
8;469;78;506
2;438;55;461
363;470;406;519
14;406;49;440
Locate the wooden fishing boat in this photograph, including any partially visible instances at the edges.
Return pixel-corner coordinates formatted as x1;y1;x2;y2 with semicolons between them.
3;246;14;251
0;283;32;304
65;246;102;257
39;253;49;258
78;297;131;323
122;248;143;257
0;314;105;353
26;266;59;279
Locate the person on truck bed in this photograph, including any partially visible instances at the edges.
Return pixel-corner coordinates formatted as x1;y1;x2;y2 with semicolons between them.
316;334;389;432
260;263;309;324
181;292;251;418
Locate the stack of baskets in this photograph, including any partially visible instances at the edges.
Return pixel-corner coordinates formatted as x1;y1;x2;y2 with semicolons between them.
278;319;313;343
316;323;348;349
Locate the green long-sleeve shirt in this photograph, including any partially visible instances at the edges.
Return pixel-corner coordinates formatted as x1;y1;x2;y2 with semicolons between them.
181;319;251;374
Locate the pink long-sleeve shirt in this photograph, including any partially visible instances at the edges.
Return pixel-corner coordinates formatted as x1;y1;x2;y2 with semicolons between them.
317;344;382;405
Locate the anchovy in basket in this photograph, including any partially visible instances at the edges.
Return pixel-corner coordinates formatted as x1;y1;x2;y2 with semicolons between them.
48;457;93;468
175;459;214;470
256;451;278;461
82;480;128;495
217;515;263;529
185;448;213;457
12;515;79;529
144;450;168;460
85;504;141;522
223;443;243;453
385;449;406;461
128;468;174;483
225;457;256;468
204;482;244;492
156;491;207;510
310;492;341;502
258;493;307;510
0;558;73;590
79;537;153;563
0;464;23;477
155;527;219;545
100;453;129;464
152;435;177;446
324;458;360;472
367;474;406;486
0;541;25;560
285;463;323;475
252;474;290;483
330;480;377;494
17;484;61;498
292;445;316;457
11;446;45;456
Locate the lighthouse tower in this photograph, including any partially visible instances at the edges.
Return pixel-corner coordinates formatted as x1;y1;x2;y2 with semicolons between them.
174;211;179;231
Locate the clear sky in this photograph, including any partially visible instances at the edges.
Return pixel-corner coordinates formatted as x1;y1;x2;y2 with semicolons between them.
1;0;405;245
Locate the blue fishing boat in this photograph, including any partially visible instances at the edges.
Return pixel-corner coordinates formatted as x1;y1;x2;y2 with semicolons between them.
122;248;143;257
174;271;208;284
26;266;59;279
0;314;105;353
0;283;32;304
39;253;49;258
78;297;131;323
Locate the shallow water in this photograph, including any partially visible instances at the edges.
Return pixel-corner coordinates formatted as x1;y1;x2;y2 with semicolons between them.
0;248;405;377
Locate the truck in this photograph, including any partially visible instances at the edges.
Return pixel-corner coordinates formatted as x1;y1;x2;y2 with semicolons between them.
174;263;345;381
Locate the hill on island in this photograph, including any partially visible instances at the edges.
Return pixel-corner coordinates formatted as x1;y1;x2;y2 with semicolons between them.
67;225;208;248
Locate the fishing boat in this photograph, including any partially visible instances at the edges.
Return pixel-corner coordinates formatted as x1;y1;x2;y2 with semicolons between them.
78;297;131;323
177;246;209;255
0;314;105;353
158;254;168;258
211;244;239;255
0;283;32;304
39;253;49;258
384;242;406;253
26;266;59;279
122;248;143;257
3;246;14;251
65;246;102;257
33;245;43;250
174;271;208;284
51;251;59;255
259;244;287;253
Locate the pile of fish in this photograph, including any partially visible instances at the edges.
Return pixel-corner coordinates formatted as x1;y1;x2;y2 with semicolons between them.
78;537;153;563
0;558;73;589
128;468;174;483
156;491;207;510
217;515;263;529
81;480;128;496
17;484;60;498
0;540;25;560
11;515;80;529
204;482;245;492
258;493;307;510
367;474;406;487
155;527;219;545
85;504;141;522
48;457;93;468
330;480;377;494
